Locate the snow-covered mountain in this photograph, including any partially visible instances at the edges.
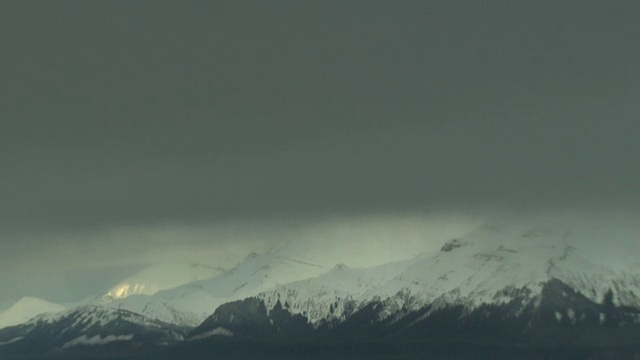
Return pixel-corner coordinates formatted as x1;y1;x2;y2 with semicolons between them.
0;304;185;355
366;220;640;314
0;262;226;337
236;219;640;326
255;259;417;326
105;249;332;326
103;222;463;327
63;218;472;328
193;218;640;345
0;297;65;330
4;215;640;357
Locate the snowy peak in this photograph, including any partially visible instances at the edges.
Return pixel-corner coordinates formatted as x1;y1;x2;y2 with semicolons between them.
0;297;65;330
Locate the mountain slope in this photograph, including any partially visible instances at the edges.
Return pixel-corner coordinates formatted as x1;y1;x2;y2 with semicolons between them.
366;222;640;316
0;305;185;355
255;259;416;326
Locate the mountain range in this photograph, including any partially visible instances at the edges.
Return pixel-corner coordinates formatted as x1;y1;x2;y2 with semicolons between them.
2;218;640;359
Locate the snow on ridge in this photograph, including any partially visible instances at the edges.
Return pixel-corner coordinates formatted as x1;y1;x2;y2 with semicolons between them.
0;336;25;346
254;218;640;325
60;334;133;349
26;304;170;333
188;327;233;341
257;258;417;325
103;295;204;328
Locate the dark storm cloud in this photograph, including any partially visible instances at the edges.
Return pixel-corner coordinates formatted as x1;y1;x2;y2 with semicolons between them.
1;1;639;233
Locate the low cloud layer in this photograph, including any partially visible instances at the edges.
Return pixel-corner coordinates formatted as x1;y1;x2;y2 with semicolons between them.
1;1;639;234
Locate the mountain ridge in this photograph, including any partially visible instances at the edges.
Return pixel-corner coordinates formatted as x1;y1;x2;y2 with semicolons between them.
2;218;640;358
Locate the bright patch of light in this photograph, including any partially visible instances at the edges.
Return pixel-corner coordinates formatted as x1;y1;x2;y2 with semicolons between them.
106;283;157;299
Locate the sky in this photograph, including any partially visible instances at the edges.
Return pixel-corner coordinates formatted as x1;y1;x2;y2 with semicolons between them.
0;1;639;303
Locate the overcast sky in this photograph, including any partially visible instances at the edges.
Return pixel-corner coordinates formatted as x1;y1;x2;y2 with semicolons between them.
1;1;639;303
